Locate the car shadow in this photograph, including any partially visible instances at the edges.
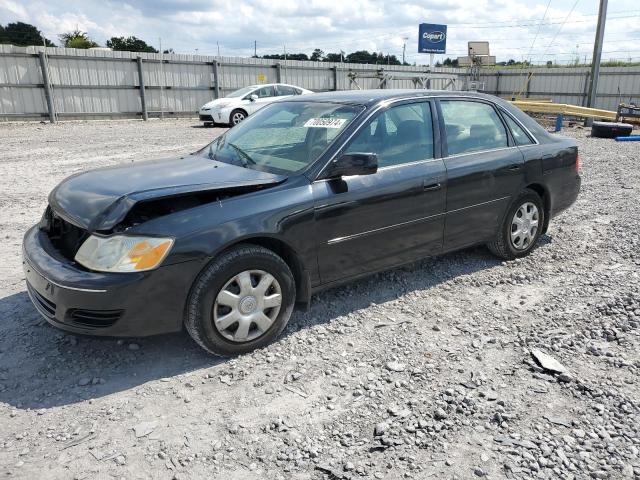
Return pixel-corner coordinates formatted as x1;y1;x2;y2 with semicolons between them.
0;236;552;410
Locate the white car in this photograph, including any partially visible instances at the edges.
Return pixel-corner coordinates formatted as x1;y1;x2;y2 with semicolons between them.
198;83;313;126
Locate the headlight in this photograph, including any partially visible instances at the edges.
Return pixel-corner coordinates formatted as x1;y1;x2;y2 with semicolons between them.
75;235;174;273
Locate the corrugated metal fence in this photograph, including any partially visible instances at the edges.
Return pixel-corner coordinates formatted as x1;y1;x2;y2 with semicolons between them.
1;44;639;122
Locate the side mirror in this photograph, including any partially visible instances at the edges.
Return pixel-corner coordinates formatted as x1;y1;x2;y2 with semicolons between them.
323;153;378;179
249;94;258;102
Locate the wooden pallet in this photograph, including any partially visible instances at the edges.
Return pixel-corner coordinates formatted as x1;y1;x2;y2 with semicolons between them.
510;101;616;121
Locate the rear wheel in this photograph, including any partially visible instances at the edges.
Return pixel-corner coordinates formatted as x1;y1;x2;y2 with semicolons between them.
185;244;295;356
230;109;247;126
488;189;545;260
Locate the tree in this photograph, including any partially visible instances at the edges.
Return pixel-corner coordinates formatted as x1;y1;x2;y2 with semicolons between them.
262;53;309;61
59;29;99;49
1;22;55;46
310;48;324;61
324;52;343;62
106;36;158;53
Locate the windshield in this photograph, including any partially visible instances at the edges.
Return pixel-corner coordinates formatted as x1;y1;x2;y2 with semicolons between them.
226;86;257;98
198;101;364;175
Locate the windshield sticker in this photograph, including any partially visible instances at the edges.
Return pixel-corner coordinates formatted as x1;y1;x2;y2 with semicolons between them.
304;118;347;129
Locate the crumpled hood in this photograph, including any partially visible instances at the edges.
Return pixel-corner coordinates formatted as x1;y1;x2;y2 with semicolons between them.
49;155;285;232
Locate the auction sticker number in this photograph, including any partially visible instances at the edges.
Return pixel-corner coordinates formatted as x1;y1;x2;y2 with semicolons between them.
304;118;346;128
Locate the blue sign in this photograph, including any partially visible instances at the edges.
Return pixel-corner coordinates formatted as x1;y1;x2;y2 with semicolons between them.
418;23;447;54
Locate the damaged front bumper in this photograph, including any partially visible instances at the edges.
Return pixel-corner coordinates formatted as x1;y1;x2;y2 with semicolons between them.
22;225;202;337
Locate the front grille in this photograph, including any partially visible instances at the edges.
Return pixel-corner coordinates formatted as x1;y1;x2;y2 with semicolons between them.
199;114;213;121
41;207;89;261
68;308;123;328
26;282;56;319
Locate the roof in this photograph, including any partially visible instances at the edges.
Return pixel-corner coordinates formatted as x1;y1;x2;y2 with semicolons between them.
287;89;498;106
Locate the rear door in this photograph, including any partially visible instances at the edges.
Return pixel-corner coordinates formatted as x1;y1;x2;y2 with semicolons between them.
274;84;298;99
437;98;525;251
313;100;446;284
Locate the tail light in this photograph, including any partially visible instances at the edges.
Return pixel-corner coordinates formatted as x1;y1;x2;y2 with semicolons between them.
575;153;581;173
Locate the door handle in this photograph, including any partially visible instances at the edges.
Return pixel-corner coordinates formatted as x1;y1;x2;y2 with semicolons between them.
423;181;442;192
506;164;522;171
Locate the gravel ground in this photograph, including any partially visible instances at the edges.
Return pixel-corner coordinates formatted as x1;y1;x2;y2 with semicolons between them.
0;118;638;480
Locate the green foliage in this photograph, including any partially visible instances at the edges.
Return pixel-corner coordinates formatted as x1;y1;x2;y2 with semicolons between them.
310;48;324;61
441;57;459;67
324;52;343;62
346;50;402;65
106;36;158;53
59;29;99;49
263;53;309;61
260;49;403;65
1;21;55;46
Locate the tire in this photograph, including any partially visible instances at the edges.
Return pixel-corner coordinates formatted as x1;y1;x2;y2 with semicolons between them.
229;109;247;126
590;121;633;139
185;244;296;356
488;189;545;260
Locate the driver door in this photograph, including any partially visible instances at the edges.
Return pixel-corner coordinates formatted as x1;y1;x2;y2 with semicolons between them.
245;85;276;115
312;100;447;284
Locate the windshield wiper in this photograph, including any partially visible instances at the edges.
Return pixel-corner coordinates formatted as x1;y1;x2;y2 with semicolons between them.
227;142;256;168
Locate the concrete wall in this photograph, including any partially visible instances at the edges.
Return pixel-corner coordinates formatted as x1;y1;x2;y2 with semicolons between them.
1;44;639;121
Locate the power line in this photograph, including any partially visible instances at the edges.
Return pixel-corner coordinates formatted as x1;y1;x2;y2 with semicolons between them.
525;0;552;62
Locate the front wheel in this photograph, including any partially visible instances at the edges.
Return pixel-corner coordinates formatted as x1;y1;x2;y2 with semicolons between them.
185;244;296;356
229;109;247;126
488;189;545;260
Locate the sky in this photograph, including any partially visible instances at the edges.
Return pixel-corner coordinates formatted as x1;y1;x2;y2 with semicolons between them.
1;0;639;65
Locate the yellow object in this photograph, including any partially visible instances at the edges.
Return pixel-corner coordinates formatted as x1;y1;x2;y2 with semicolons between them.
510;101;616;121
257;73;267;83
127;240;173;270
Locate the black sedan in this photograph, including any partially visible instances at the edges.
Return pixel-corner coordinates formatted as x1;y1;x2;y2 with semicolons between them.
23;90;581;356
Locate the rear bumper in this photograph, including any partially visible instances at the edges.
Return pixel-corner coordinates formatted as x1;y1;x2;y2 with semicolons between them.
550;174;581;217
22;226;203;337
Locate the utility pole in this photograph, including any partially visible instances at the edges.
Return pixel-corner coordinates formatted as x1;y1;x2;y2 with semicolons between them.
217;41;220;57
402;36;408;65
254;40;257;57
586;0;607;125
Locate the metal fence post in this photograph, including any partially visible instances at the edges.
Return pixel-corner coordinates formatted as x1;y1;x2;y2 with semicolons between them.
581;71;591;107
38;51;56;123
212;61;221;99
275;63;282;83
495;71;501;97
136;56;148;121
525;71;532;98
332;66;338;91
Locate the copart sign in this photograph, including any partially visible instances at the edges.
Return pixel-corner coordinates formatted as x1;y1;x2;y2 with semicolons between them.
418;23;447;54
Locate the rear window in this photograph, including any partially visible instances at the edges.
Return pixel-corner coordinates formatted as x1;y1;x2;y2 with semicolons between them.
440;100;509;156
503;113;535;146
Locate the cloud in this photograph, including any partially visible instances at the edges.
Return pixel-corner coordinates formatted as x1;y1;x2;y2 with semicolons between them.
0;0;638;64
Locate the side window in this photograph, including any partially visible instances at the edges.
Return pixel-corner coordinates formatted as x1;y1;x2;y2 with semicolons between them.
254;86;275;98
503;113;534;146
440;101;508;156
344;102;434;168
276;85;297;96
